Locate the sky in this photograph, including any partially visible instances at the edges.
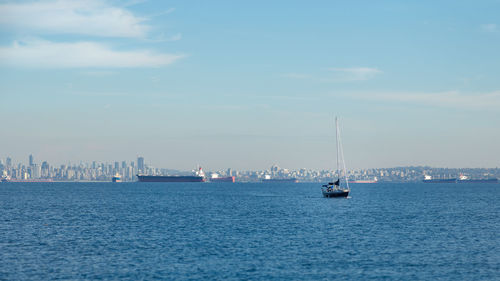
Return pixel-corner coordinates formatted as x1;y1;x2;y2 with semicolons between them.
0;0;499;170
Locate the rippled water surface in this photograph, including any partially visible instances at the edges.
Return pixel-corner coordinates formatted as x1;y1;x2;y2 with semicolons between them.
0;182;498;280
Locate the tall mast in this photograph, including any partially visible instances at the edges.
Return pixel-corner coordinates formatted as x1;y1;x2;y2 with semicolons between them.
338;119;350;190
335;117;340;179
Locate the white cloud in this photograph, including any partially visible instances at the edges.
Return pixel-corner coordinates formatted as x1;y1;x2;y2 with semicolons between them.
144;33;182;43
0;0;149;38
343;91;500;110
167;33;182;42
121;0;148;8
480;23;497;33
0;39;185;68
148;7;176;17
328;67;382;81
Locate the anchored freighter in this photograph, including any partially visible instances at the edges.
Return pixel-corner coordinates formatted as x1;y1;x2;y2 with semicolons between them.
422;175;456;183
209;173;235;183
457;175;498;183
137;167;206;182
137;175;205;182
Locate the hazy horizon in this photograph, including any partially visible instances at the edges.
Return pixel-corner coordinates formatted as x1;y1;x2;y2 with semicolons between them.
2;153;499;172
1;0;499;170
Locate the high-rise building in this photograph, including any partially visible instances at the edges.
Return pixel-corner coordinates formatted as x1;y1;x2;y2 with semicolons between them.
29;154;34;166
6;157;12;168
32;164;41;179
137;157;144;173
41;161;49;178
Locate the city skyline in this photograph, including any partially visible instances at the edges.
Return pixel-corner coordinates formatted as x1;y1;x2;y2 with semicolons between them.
1;0;499;170
2;153;499;183
1;153;499;172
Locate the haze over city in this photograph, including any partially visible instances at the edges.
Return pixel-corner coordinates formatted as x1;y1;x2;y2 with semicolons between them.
1;0;499;170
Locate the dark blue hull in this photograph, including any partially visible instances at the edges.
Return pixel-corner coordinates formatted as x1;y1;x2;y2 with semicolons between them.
422;179;457;183
137;175;205;182
322;190;349;198
458;178;498;183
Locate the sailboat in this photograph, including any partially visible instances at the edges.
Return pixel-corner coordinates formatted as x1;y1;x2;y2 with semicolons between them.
322;117;350;198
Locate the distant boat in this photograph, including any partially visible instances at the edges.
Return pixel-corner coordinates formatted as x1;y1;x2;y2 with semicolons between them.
349;177;378;184
112;174;122;182
422;175;456;183
458;178;498;183
137;175;205;182
1;176;53;183
209;173;235;183
322;117;350;198
210;176;235;182
137;166;206;183
457;174;498;183
262;178;298;183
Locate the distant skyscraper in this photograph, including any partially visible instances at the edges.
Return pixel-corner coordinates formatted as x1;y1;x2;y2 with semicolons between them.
6;157;12;167
137;157;144;172
114;162;119;171
32;164;41;179
29;154;34;166
271;165;279;175
41;161;49;178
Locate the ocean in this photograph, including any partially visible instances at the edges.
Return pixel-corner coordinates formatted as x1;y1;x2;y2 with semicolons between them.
0;182;498;280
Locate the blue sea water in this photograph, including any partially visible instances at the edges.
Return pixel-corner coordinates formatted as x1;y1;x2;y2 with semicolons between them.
0;182;498;280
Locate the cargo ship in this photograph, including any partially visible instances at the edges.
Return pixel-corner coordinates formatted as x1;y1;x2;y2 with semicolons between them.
137;175;205;182
209;174;235;183
458;178;498;183
422;175;456;183
1;176;53;183
137;167;206;183
457;175;498;183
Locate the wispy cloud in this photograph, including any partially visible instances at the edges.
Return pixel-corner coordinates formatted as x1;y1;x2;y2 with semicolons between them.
0;0;149;38
280;73;311;79
281;67;382;82
0;39;185;68
343;91;500;110
480;23;497;33
166;33;182;42
80;70;117;76
327;67;382;81
148;7;176;18
121;0;148;8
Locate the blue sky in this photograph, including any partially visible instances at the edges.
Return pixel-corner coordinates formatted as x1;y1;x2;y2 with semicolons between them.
0;0;499;170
